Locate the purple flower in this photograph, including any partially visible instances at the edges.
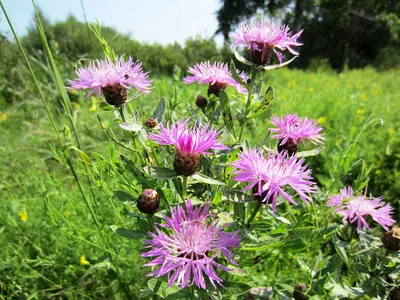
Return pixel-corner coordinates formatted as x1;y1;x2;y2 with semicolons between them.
141;199;241;289
270;114;324;150
231;19;303;66
230;149;317;212
68;56;152;102
326;186;353;207
327;188;395;233
149;119;228;176
184;61;248;96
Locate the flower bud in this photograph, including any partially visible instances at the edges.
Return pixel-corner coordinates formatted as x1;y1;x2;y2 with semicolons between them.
250;45;273;66
195;95;208;108
381;226;400;251
293;283;309;300
389;287;400;300
207;82;228;97
277;138;299;156
137;189;160;214
102;83;127;106
173;150;201;176
145;118;158;129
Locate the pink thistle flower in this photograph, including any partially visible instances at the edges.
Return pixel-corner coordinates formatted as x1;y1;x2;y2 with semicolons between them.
184;61;248;96
141;199;241;289
327;189;395;233
148;118;228;176
269;114;324;155
231;19;303;66
68;56;152;105
230;149;317;212
326;186;354;207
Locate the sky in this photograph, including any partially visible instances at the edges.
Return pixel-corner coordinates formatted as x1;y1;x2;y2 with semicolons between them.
0;0;224;46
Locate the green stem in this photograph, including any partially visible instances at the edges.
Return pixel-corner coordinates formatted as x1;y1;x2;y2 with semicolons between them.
247;200;262;225
182;176;188;200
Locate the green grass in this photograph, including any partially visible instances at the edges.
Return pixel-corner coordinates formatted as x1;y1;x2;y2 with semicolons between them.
0;67;399;298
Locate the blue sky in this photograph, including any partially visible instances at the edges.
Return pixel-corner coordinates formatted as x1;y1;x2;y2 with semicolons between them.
0;0;224;45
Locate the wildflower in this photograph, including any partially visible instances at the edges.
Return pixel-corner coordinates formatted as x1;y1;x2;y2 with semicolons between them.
65;210;71;217
184;62;248;96
79;255;90;265
269;114;324;155
68;56;152;106
231;19;303;66
138;189;160;214
327;188;395;233
144;118;158;129
149;119;228;176
230;149;317;212
18;208;28;223
141;199;240;289
317;116;326;124
0;112;7;122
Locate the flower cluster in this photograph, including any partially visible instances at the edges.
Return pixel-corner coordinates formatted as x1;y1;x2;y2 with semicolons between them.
141;199;240;289
230;149;317;211
327;186;395;233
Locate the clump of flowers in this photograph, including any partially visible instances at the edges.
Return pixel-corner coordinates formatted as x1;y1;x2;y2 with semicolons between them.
141;199;241;289
231;19;303;66
184;61;248;96
327;187;395;233
68;56;152;106
269;114;324;155
149;119;228;176
230;149;317;211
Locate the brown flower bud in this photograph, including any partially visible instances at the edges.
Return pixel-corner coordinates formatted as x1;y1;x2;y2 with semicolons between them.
195;95;208;108
137;189;160;214
250;45;273;66
389;287;400;300
381;226;400;251
145;118;158;129
293;283;309;300
277;138;299;156
207;82;228;97
173;150;201;176
102;83;127;106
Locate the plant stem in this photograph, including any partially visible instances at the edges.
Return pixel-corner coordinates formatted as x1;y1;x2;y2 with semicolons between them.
182;176;188;200
247;200;262;225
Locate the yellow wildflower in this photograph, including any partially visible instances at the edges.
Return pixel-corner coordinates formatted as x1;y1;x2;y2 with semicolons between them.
287;80;296;88
72;102;81;109
360;93;367;101
336;138;343;146
308;88;314;93
18;208;28;223
65;211;71;217
317;116;327;124
89;105;97;112
388;128;395;135
356;109;365;115
0;113;7;122
80;255;90;265
279;95;287;100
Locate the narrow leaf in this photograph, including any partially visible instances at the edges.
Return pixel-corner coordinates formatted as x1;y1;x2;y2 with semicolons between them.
152;97;166;123
110;225;147;239
219;90;236;138
230;60;248;89
143;166;178;180
248;86;274;118
99;101;117;111
296;147;325;158
234;50;252;66
119;122;143;132
191;173;225;185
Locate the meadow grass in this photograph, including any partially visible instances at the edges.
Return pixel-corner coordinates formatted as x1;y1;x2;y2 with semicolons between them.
1;65;399;298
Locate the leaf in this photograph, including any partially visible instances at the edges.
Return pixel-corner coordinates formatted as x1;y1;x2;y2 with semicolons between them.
218;90;236;138
143;166;178;180
296;146;325;158
242;241;283;251
119;122;143;132
224;190;255;203
99;101;117;111
234;50;252;66
110;225;147;239
152;97;166;123
191;173;225;185
248;86;274;119
334;240;349;265
113;190;136;203
147;279;189;298
260;56;298;70
230;60;248;89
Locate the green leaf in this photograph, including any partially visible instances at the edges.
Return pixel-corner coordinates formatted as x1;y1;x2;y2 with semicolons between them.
113;190;136;203
248;86;274;119
234;50;252;66
152;97;166;123
219;89;236;138
143;166;178;180
119;122;143;132
296;146;325;158
99;101;117;111
110;225;147;239
334;240;349;265
224;190;255;203
242;241;283;251
147;279;189;298
260;56;298;70
230;60;248;89
191;173;225;185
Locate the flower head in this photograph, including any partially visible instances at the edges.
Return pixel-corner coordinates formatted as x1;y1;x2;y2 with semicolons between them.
270;114;324;154
142;199;241;289
149;119;228;176
230;149;317;211
184;62;248;96
231;19;303;65
327;188;395;233
68;56;152;105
